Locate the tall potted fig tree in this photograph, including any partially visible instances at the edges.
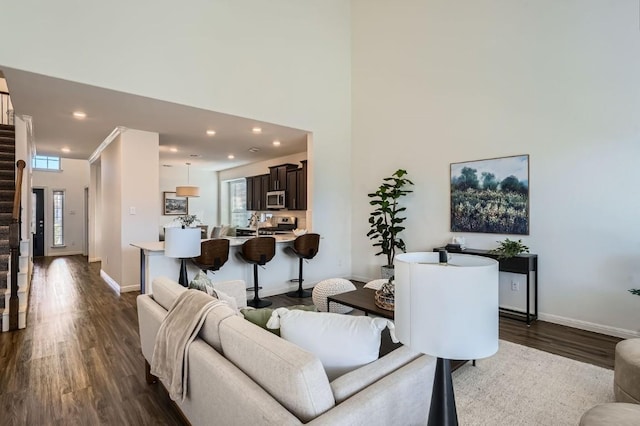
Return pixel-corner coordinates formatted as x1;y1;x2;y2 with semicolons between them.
367;169;414;278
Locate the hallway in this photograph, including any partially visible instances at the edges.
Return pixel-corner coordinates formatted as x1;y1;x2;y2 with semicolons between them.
0;256;183;425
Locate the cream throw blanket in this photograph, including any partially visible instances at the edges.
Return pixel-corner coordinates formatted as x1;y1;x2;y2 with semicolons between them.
151;289;224;402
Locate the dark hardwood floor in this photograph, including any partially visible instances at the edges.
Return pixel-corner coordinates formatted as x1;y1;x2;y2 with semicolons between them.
0;255;622;425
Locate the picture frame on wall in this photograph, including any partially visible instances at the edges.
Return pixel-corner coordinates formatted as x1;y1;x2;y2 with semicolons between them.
450;154;529;235
163;191;189;215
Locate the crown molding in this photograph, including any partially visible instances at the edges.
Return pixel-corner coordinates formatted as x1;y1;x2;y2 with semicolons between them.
88;126;128;164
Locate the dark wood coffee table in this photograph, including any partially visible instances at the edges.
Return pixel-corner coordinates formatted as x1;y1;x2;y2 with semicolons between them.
327;287;470;370
327;287;393;319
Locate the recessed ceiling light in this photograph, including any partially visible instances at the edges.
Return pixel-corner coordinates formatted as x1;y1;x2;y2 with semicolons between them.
73;111;86;119
248;147;260;153
169;147;178;153
61;147;71;153
162;164;173;167
206;130;216;136
189;154;202;158
228;154;235;159
272;140;281;146
252;127;262;134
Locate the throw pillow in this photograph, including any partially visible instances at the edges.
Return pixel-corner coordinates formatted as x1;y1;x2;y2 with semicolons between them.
241;305;318;336
189;271;239;314
188;270;213;293
266;308;397;381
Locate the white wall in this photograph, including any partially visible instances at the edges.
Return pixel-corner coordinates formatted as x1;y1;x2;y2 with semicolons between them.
120;130;160;290
32;158;89;256
0;0;352;284
100;129;160;292
351;0;640;337
100;136;122;284
159;166;218;234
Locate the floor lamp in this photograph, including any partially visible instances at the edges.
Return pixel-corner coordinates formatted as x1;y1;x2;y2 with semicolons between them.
394;252;499;426
164;227;201;287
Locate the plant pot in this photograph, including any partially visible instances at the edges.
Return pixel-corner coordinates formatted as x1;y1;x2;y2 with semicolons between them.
381;265;394;280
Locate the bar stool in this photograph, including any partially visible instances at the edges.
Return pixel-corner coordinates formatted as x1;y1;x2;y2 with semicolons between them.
285;233;320;298
192;238;230;273
237;237;275;308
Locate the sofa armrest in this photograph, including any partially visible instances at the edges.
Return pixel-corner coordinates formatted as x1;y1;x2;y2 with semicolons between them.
309;355;435;426
330;346;423;403
213;279;247;309
137;294;168;362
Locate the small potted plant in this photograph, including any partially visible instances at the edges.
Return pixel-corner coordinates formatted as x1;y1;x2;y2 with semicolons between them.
489;238;529;259
367;169;414;278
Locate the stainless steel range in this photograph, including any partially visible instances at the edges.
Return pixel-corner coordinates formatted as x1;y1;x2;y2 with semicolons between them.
258;216;297;235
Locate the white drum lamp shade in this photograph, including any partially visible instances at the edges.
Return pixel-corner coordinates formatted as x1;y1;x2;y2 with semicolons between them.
164;227;201;287
165;227;201;258
395;251;499;359
394;251;499;426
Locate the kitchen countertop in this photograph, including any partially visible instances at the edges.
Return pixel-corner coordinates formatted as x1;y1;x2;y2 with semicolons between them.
131;235;295;252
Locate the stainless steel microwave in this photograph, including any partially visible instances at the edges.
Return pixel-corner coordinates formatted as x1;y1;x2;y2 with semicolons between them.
266;190;286;209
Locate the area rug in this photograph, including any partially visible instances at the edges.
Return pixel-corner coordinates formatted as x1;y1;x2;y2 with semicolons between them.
453;340;615;426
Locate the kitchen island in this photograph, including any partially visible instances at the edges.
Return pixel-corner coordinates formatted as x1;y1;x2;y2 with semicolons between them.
131;235;303;295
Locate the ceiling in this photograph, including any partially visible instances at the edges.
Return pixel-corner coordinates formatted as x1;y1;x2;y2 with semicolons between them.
1;67;309;171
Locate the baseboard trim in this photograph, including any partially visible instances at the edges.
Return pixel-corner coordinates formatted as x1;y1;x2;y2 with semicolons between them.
120;284;140;293
538;313;639;339
89;257;101;263
100;270;120;294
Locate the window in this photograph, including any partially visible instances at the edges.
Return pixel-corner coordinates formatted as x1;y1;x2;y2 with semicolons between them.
52;190;64;246
224;179;250;227
33;155;60;171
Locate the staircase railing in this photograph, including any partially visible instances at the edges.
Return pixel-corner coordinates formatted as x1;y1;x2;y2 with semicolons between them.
9;160;25;331
0;91;13;126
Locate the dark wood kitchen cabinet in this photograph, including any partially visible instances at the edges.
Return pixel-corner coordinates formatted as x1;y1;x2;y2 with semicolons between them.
246;174;270;211
285;160;307;210
269;164;298;191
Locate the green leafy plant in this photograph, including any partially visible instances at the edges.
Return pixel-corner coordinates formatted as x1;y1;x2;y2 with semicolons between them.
367;169;414;267
489;238;529;259
629;289;640;296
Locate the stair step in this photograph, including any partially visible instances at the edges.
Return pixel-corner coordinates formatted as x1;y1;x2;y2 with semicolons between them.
0;180;15;190
0;160;15;169
0;200;13;211
0;131;14;139
0;152;15;161
0;124;14;131
0;212;12;225
0;191;14;203
0;170;15;179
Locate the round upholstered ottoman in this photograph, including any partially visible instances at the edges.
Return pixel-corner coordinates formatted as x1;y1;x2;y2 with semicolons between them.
615;338;640;403
580;403;640;426
312;278;356;313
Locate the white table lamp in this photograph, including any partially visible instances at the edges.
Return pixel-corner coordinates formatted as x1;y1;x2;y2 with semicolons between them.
395;251;499;426
164;227;201;286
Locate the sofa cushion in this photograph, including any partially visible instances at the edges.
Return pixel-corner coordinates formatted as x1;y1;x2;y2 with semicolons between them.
219;315;335;422
267;308;395;381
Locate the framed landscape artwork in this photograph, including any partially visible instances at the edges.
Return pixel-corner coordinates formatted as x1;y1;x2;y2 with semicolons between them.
450;154;529;235
163;191;189;215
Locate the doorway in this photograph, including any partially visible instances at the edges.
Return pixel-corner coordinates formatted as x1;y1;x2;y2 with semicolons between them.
33;188;44;257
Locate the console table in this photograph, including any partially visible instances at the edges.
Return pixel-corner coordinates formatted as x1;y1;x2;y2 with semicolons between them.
434;247;538;325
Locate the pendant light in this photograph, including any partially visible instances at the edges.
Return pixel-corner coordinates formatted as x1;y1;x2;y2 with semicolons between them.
176;162;200;197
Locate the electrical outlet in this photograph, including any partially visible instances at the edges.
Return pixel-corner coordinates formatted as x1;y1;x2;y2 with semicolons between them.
511;280;520;291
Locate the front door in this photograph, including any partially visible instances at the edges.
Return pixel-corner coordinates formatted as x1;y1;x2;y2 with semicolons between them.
33;188;44;257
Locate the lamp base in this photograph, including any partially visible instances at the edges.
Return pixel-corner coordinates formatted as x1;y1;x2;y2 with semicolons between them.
427;357;458;426
178;258;189;287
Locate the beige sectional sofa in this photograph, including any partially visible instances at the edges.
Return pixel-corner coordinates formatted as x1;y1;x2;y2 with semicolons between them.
137;276;436;425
